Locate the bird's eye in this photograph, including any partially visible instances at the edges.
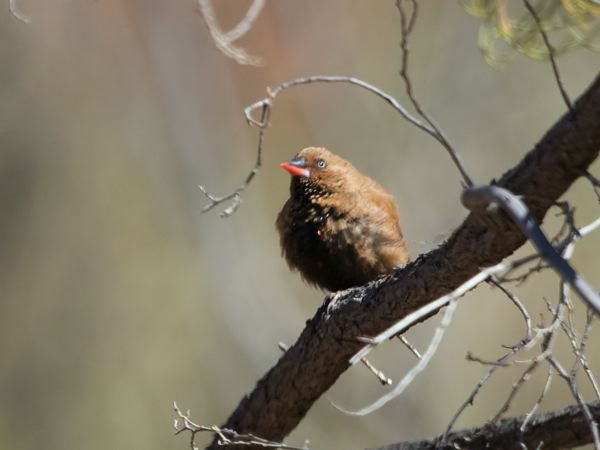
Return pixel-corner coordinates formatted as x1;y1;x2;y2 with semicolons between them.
317;159;327;169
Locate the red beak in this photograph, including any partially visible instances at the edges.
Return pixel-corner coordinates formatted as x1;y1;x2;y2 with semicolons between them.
280;160;310;178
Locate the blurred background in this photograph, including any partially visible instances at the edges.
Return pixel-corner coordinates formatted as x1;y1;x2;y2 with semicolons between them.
0;1;599;449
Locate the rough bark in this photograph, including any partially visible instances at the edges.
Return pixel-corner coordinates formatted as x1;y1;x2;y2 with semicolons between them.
372;401;600;450
208;73;600;449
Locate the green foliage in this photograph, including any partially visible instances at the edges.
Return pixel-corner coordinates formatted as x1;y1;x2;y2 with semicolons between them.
460;0;600;66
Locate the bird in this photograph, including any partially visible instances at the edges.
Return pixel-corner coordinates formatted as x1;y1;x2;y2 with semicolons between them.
276;147;410;292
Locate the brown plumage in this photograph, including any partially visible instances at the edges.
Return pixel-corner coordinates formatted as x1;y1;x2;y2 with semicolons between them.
276;147;410;291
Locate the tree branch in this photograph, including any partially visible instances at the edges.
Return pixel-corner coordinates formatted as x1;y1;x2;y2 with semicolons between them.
371;401;600;450
462;185;600;314
208;73;600;450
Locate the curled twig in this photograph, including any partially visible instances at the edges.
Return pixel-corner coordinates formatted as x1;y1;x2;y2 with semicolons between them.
197;0;264;66
203;75;435;217
244;76;432;135
199;103;268;217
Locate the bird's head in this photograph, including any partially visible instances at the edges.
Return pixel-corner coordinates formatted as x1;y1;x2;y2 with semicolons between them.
280;147;356;197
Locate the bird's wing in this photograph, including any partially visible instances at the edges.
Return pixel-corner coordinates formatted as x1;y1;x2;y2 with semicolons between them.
355;180;403;232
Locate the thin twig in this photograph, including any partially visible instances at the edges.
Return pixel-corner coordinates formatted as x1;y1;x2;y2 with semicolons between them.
397;335;422;359
204;74;435;217
585;171;600;203
351;262;508;364
396;0;474;187
489;273;567;426
465;352;512;367
332;301;458;416
443;277;534;439
570;310;600;400
199;103;268;217
497;256;544;285
281;335;393;386
521;365;554;432
522;0;573;113
489;277;533;344
174;402;309;450
245;76;433;135
360;358;393;386
492;361;540;424
547;357;600;450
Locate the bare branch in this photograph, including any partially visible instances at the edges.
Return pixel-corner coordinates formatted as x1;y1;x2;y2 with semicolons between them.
491;360;541;424
489;278;532;345
174;403;308;450
370;401;600;450
208;74;600;449
245;76;434;135
547;357;600;449
199;103;268;217
397;335;422;359
281;335;393;386
197;0;264;66
522;0;573;113
204;75;435;217
576;310;600;400
585;171;600;203
443;278;534;438
332;301;458;416
395;0;474;187
350;263;503;364
462;185;600;315
520;366;554;432
360;357;393;386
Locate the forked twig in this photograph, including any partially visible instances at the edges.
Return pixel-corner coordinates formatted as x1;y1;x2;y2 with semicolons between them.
443;278;534;439
199;103;268;217
174;402;309;450
547;357;600;449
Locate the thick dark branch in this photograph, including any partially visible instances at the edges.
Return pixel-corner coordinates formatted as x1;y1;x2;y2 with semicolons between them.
208;73;600;450
372;401;600;450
